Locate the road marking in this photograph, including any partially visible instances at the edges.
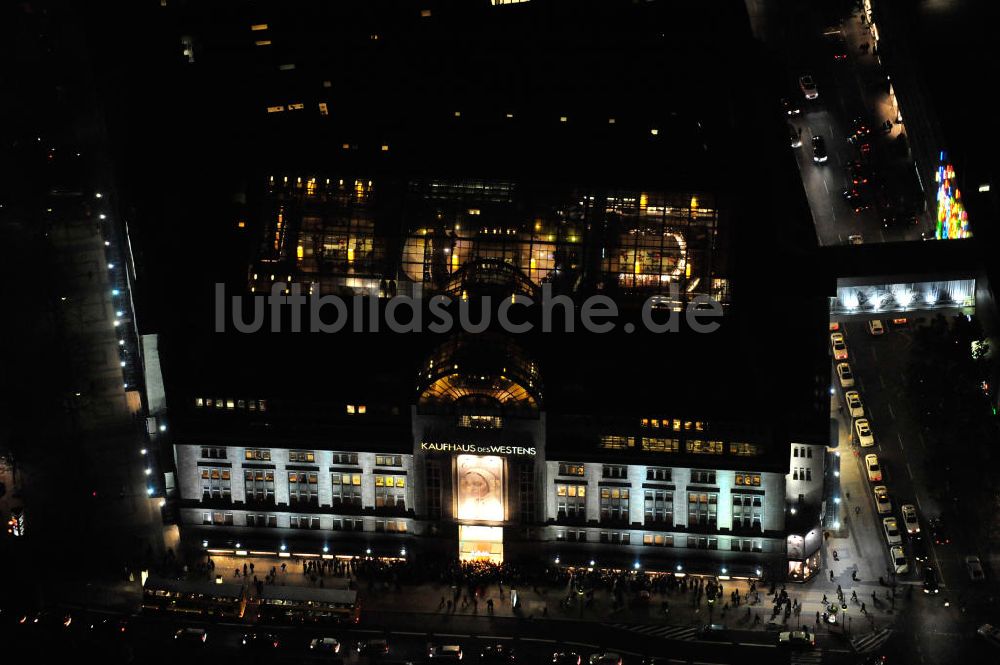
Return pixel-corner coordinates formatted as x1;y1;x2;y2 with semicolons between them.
906;462;914;479
436;633;467;638
879;374;886;389
737;642;776;648
872;347;878;362
897;432;904;450
527;638;557;643
823;178;830;194
395;631;423;636
915;494;923;510
918;431;926;448
887;403;895;419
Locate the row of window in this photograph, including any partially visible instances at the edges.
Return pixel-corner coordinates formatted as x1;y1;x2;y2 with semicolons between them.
201;468;406;509
599;436;762;456
556;529;764;553
557;464;731;484
201;448;403;466
195;398;267;411
554;487;764;530
202;512;405;532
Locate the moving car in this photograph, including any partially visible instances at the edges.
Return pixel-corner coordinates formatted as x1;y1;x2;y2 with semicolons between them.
850;161;873;186
242;631;280;650
845;390;864;418
850;117;871;138
552;654;582;665
923;566;940;594
830;332;848;360
799;75;819;100
789;124;802;148
829;321;841;332
837;362;855;388
855;418;875;447
427;643;463;660
977;624;1000;649
480;644;517;664
873;486;891;514
825;31;848;60
174;628;207;645
865;454;882;482
867;319;885;336
849;234;864;245
781;97;801;116
966;555;985;582
589;654;624;665
910;534;928;562
88;617;128;640
812;135;828;163
883;517;902;545
778;630;816;648
891;545;909;574
843;188;872;213
901;504;919;534
929;517;951;545
357;638;390;657
310;637;341;654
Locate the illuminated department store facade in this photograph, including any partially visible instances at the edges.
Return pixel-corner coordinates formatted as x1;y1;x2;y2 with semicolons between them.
171;177;825;581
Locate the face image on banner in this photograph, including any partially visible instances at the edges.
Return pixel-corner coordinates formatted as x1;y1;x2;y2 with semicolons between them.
456;455;504;522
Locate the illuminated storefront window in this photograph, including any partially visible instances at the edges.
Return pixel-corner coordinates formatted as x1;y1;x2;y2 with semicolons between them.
456;455;504;522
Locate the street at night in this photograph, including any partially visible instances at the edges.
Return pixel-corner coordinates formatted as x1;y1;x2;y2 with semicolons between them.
3;1;1000;665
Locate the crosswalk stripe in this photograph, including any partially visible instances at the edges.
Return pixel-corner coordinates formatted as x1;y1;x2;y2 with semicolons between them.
852;628;892;653
606;623;699;641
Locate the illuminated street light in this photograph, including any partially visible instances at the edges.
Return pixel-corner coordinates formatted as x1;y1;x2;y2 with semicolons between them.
323;545;329;553
280;544;287;551
144;468;151;475
633;561;641;570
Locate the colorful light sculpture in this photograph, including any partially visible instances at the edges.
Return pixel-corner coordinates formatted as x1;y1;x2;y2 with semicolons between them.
935;151;971;239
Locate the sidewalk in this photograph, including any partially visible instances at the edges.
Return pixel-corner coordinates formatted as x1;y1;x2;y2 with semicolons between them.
190;552;900;637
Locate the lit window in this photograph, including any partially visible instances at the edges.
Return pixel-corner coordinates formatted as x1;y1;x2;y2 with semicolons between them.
287;102;305;110
600;435;633;450
250;23;268;31
650;128;659;136
195;398;204;408
381;145;389;152
346;404;356;414
279;63;296;71
318;102;329;116
559;116;568;123
358;405;367;414
420;9;432;17
255;40;272;46
266;106;284;113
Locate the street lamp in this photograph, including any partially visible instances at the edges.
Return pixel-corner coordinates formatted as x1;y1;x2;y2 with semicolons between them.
633;561;641;570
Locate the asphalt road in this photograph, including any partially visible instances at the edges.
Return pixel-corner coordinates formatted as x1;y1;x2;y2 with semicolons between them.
769;1;933;246
0;606;864;665
830;315;999;665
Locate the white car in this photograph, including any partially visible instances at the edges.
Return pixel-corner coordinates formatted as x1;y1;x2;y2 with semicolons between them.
310;637;341;653
901;504;919;534
830;332;848;360
883;517;902;545
799;75;819;100
865;454;882;482
836;362;855;388
891;546;909;574
778;630;815;647
845;390;864;418
966;555;985;582
854;417;874;447
868;319;885;335
873;485;891;514
428;644;464;660
589;653;623;665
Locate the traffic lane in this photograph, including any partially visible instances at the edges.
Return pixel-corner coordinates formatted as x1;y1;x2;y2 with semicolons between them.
839;321;989;613
7;609;862;665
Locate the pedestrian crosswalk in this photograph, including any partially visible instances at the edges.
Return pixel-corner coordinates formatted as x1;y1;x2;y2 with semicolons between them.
604;623;699;641
790;650;824;665
852;628;892;653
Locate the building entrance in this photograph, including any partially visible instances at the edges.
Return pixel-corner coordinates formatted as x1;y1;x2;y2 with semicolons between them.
458;525;504;563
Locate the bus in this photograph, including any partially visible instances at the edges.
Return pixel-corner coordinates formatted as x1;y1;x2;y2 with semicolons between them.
142;576;246;619
256;585;360;625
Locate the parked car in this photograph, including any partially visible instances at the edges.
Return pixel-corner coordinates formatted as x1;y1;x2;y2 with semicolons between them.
174;628;207;645
831;332;848;360
867;319;885;335
849;234;864;245
966;555;985;581
242;632;280;651
873;486;891;514
781;97;801;116
480;644;517;664
901;504;919;534
588;653;623;665
883;517;902;545
855;418;875;447
891;545;909;574
552;653;582;665
846;390;864;418
837;362;855;388
865;454;882;482
357;639;390;657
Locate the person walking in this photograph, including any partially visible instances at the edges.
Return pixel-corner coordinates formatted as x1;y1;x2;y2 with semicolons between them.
861;602;867;614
